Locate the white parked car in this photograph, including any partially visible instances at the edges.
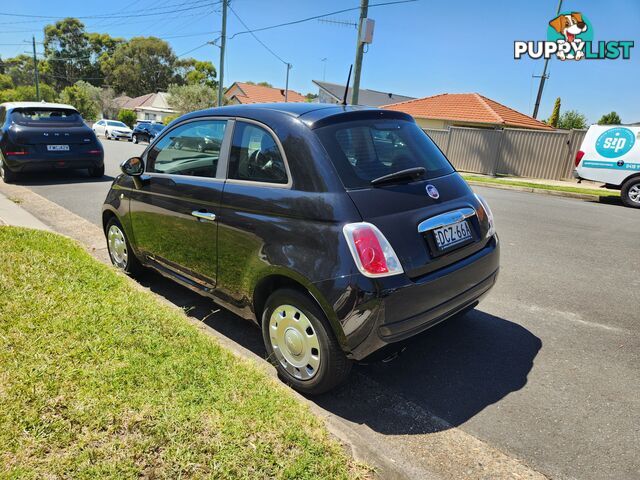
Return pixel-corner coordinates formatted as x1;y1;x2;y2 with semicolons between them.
574;125;640;208
93;119;133;141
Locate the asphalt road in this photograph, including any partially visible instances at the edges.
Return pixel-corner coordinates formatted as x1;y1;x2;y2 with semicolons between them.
12;140;640;479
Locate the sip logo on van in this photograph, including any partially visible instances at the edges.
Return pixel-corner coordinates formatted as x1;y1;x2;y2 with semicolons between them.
595;127;635;158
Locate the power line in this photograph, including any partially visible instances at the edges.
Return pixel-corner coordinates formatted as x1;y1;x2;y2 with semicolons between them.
229;0;417;39
0;1;219;25
228;4;288;66
177;42;211;57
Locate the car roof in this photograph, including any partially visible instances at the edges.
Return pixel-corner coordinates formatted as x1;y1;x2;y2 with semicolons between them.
1;101;77;111
180;102;414;129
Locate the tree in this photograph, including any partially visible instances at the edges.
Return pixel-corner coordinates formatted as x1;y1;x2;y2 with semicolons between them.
2;55;40;87
59;84;98;120
0;74;13;90
177;59;217;88
118;109;137;128
557;110;588;130
43;18;95;90
245;81;273;87
102;37;177;96
167;83;216;115
0;84;56;103
547;97;561;128
305;92;318;102
597;111;622;125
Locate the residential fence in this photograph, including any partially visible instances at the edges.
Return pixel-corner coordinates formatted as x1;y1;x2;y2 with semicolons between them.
424;126;587;180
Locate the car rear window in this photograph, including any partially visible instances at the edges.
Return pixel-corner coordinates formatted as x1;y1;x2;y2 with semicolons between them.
315;119;454;188
10;108;83;126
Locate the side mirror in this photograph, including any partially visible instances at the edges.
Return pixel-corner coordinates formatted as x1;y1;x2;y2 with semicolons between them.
120;156;144;177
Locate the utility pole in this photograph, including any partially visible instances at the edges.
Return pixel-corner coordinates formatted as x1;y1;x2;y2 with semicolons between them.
532;0;563;119
217;0;227;107
351;0;369;105
321;57;327;81
284;63;291;102
32;36;40;101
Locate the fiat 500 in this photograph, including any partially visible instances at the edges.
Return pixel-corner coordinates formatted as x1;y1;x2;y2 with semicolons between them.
102;103;499;394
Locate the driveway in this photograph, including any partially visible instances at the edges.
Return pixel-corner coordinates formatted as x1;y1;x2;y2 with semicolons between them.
8;139;640;480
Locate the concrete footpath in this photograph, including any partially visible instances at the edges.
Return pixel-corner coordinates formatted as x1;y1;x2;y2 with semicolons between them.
0;180;551;480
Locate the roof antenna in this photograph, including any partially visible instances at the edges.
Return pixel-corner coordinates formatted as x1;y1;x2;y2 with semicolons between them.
342;64;353;106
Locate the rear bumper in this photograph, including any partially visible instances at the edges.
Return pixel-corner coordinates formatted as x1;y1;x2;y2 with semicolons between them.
315;235;500;360
4;154;104;172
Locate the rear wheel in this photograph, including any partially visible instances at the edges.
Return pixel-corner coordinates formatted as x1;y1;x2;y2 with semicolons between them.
262;288;351;395
106;217;143;275
88;164;104;178
105;130;110;140
621;177;640;208
0;159;17;183
132;134;139;144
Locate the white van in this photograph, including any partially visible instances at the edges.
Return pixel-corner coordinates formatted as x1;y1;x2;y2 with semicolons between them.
574;125;640;208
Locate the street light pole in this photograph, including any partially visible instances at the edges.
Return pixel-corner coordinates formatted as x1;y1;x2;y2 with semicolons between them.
217;0;227;107
32;36;40;101
351;0;369;105
532;0;563;119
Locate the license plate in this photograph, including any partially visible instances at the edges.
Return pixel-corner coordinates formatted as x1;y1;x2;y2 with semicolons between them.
47;145;69;151
433;220;472;250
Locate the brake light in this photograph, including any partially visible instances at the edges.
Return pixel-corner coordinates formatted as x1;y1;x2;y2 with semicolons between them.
575;150;585;167
343;223;403;277
474;194;496;238
88;149;102;154
4;149;27;155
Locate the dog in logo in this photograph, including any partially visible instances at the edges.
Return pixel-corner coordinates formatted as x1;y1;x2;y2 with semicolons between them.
549;12;588;60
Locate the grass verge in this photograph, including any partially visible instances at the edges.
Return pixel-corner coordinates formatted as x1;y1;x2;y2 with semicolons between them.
0;227;368;479
461;174;619;198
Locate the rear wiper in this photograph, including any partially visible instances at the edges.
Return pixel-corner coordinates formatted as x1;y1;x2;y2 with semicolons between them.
370;167;426;186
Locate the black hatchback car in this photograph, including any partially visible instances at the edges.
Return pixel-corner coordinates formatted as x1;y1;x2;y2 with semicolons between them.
102;103;499;394
0;102;104;183
132;123;165;144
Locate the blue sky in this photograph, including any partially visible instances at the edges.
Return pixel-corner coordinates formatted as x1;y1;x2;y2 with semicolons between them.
1;0;639;123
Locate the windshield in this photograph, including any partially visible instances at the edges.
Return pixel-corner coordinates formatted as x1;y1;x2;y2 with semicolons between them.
315;119;454;188
107;121;127;128
11;108;83;126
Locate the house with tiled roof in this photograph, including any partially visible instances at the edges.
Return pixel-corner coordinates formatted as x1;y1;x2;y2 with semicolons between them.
383;93;553;131
114;92;176;123
225;82;306;104
312;80;415;107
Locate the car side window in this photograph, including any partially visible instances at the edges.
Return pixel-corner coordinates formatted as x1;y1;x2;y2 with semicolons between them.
146;120;227;178
228;122;288;184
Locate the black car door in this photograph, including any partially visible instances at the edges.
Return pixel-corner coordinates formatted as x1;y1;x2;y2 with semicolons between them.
128;118;230;290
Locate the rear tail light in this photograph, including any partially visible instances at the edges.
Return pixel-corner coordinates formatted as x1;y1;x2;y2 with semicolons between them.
474;194;496;238
575;150;585;167
88;149;102;154
4;147;28;155
343;223;403;278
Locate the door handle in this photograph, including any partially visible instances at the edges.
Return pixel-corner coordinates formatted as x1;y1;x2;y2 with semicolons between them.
191;210;216;222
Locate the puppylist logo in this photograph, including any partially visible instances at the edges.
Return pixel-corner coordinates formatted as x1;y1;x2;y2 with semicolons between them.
514;12;634;61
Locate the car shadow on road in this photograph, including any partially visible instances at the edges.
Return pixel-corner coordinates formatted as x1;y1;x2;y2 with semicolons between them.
13;170;116;186
136;269;541;435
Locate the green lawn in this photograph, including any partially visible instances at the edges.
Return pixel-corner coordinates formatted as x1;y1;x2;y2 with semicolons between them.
0;227;368;479
461;174;620;198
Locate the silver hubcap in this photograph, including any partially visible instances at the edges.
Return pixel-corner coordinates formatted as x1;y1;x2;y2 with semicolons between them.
107;225;128;267
628;184;640;204
269;305;321;380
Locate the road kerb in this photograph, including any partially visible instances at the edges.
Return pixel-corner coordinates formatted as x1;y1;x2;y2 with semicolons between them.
465;180;607;202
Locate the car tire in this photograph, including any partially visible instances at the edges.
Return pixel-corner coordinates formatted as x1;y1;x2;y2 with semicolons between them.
0;159;17;183
621;177;640;208
105;217;143;275
88;164;105;178
105;131;110;140
133;135;138;144
262;288;351;395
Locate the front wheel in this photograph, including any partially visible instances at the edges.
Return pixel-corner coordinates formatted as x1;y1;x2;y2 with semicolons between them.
132;134;139;144
262;288;351;395
621;177;640;208
105;131;110;140
105;217;143;275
